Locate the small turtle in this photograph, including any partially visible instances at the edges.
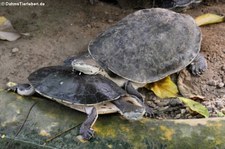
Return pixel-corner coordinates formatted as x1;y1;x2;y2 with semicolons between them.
70;8;207;100
7;66;146;140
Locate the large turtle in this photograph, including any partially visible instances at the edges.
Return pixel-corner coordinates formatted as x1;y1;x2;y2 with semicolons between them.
7;66;146;140
70;8;207;100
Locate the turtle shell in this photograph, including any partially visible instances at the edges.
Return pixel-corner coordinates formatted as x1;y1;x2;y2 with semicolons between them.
28;66;126;105
88;8;201;83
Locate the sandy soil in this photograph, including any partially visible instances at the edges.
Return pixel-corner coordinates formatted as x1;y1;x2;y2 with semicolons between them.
0;0;224;117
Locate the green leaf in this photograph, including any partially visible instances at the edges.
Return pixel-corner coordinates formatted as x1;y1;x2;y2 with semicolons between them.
216;112;225;117
178;97;209;118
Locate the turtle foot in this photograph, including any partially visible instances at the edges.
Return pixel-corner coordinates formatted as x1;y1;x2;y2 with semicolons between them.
79;127;94;140
7;85;18;92
144;105;155;118
6;83;35;96
188;53;207;76
6;82;18;92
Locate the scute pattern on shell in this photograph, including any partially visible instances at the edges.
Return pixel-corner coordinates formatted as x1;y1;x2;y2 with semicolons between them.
89;8;201;83
28;66;126;105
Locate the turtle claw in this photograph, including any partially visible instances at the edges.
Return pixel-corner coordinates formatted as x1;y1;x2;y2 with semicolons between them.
6;82;18;92
6;86;18;92
188;54;207;76
79;127;94;140
144;105;155;118
6;86;17;92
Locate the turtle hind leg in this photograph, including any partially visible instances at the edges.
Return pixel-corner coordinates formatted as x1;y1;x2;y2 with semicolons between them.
187;53;207;76
124;81;155;118
79;107;98;140
7;83;35;96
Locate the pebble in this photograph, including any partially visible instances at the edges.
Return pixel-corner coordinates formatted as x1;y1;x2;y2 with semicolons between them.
180;109;186;114
169;99;183;107
11;48;19;53
221;108;225;114
218;82;224;88
158;106;169;111
221;66;225;71
157;100;169;107
154;99;161;104
187;115;193;119
147;102;157;108
208;79;217;86
175;114;181;119
108;19;114;23
86;24;91;28
215;102;224;109
207;106;213;112
115;12;119;16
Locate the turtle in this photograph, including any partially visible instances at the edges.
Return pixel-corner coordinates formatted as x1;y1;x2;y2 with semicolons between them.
7;66;146;140
70;8;207;101
156;0;202;10
89;0;202;10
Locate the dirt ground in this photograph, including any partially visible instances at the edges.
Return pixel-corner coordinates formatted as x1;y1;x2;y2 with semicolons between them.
0;0;224;117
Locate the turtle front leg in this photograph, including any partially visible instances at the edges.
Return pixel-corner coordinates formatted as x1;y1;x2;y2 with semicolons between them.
124;81;154;117
187;53;207;76
79;107;98;140
112;97;145;120
7;83;35;96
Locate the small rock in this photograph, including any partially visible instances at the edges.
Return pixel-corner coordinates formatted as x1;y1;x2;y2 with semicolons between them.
208;79;217;86
169;99;183;107
154;99;161;104
147;102;157;108
221;66;225;71
215;101;224;109
218;82;224;88
187;115;193;119
180;109;186;114
221;108;225;114
87;24;91;28
158;106;169;112
175;114;181;119
108;19;114;23
157;100;169;107
11;48;19;53
207;106;213;112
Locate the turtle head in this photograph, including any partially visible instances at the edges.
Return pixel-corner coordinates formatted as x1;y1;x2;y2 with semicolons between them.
71;56;102;75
